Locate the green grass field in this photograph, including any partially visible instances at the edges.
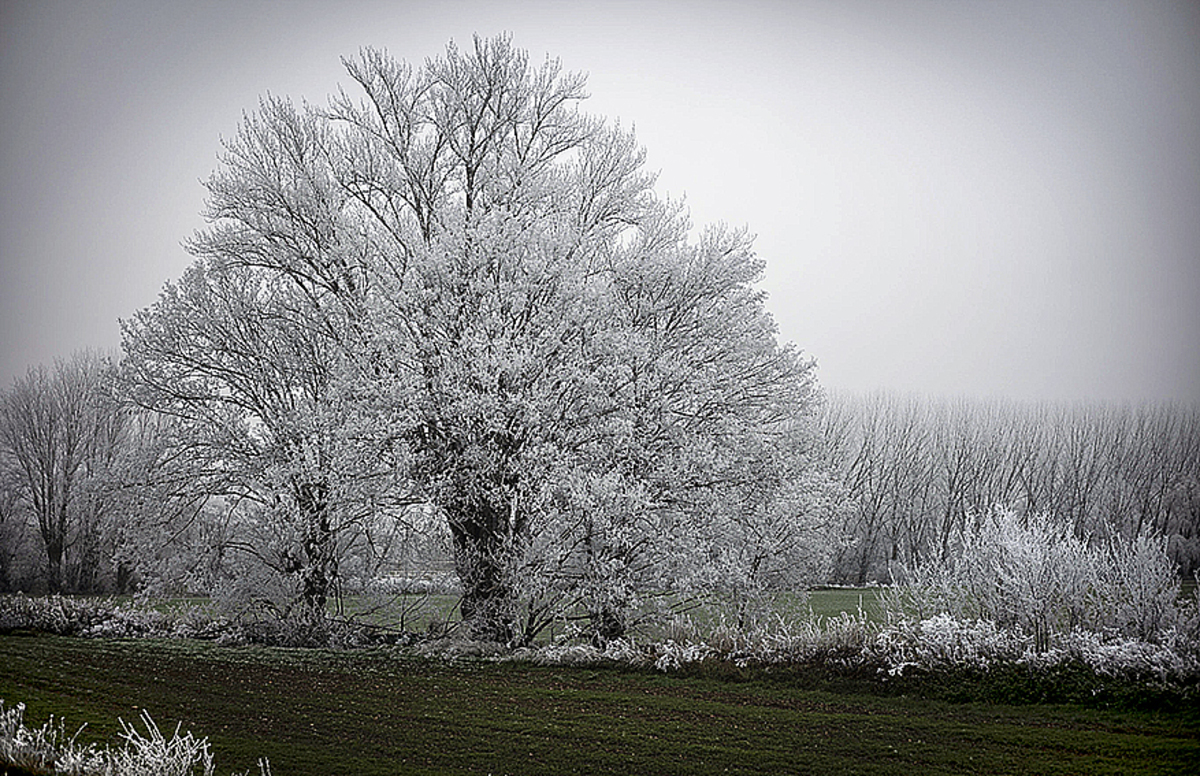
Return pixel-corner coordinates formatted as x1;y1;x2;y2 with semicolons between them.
2;632;1196;776
376;587;889;634
129;587;889;639
805;587;886;622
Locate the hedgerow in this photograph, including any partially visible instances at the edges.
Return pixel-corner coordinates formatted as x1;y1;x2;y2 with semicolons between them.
0;594;413;649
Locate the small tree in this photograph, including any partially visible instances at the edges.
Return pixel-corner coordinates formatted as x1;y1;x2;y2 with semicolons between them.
122;258;413;617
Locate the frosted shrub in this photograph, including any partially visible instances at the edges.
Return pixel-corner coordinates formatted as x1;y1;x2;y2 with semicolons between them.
1096;532;1180;641
1023;630;1200;686
652;639;717;671
0;594;236;643
0;700;271;776
0;700;85;774
510;636;714;671
0;594;110;636
0;594;150;638
1174;579;1200;655
872;614;1031;676
509;610;1200;695
706;611;875;668
864;615;1200;686
103;710;215;776
890;504;1185;650
517;612;880;672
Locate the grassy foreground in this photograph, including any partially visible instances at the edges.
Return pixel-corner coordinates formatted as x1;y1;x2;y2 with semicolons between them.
2;634;1197;775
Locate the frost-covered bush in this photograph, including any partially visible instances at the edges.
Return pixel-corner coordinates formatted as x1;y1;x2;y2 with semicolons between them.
694;611;876;669
888;504;1184;650
515;611;877;672
1022;629;1200;687
0;594;109;636
0;594;234;642
0;699;81;775
0;594;150;638
1096;532;1181;642
1174;579;1200;655
868;614;1200;687
511;606;1200;698
0;700;270;776
508;635;714;671
871;614;1031;676
0;592;420;649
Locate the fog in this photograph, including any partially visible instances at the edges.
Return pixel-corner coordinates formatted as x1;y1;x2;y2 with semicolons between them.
2;0;1197;401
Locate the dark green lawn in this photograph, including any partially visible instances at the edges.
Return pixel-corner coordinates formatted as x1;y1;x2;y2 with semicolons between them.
1;633;1196;775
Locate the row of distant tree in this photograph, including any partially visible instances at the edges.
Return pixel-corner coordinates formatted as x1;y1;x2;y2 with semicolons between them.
1;36;1196;645
815;392;1200;583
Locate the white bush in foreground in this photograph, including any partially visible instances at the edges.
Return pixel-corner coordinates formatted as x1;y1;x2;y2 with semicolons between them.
0;700;269;776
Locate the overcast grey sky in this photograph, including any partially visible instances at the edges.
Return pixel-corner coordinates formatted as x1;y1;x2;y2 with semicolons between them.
2;0;1198;402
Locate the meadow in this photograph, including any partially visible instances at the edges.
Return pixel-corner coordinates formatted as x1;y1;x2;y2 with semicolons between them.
2;588;1197;776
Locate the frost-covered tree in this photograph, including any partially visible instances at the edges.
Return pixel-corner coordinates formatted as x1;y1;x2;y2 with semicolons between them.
0;352;130;593
329;37;819;641
123;35;822;641
122;100;414;618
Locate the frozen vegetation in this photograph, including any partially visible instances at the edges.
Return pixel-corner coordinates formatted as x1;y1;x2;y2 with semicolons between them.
0;700;269;776
0;36;1196;701
2;505;1197;698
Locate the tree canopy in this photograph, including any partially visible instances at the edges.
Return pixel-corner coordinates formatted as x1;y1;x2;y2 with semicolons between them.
121;34;823;642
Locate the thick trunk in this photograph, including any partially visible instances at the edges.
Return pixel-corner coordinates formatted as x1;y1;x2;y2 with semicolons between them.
294;480;335;613
449;503;516;643
43;535;64;595
588;607;626;646
41;503;66;594
583;522;627;646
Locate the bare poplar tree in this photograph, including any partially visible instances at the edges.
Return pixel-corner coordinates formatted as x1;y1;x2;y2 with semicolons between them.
821;392;1200;583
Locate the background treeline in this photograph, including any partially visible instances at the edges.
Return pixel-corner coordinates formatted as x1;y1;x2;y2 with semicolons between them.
817;391;1200;584
1;353;1196;596
0;353;135;595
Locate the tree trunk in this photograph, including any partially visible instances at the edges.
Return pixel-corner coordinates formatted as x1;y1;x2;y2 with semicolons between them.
294;480;335;613
589;607;626;646
448;503;516;643
43;534;64;595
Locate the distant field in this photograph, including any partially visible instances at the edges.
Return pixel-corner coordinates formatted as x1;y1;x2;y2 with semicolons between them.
114;588;889;638
332;587;891;633
2;633;1196;776
805;587;887;623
